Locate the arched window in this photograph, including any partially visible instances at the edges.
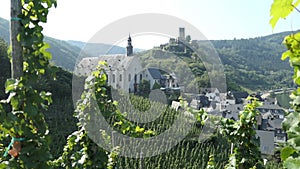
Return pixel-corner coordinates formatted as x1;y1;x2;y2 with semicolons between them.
140;74;142;81
119;74;122;81
128;74;131;82
112;74;115;83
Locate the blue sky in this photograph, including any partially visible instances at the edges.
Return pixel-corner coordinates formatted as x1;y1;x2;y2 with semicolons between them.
0;0;299;49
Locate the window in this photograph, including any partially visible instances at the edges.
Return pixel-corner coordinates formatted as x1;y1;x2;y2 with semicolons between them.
140;74;142;81
105;73;108;82
112;74;115;83
276;136;284;140
120;74;122;81
128;74;131;82
263;146;269;151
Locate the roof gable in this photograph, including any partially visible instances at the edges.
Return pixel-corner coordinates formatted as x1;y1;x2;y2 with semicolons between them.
147;68;162;79
75;55;140;75
97;54;136;70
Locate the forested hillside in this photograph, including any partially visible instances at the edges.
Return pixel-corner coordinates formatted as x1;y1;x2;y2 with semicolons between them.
0;16;295;91
136;31;295;91
212;32;295;90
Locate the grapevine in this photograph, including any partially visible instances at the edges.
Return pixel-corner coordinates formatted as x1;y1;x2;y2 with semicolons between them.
0;0;57;168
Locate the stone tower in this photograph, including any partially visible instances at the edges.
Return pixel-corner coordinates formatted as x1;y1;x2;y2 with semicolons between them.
179;27;185;41
126;34;133;56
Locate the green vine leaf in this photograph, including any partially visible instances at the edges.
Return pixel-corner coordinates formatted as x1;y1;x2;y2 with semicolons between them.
281;146;296;161
284;157;300;169
270;0;300;29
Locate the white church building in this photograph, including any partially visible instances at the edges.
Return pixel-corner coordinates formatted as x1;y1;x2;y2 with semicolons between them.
76;35;146;93
75;35;180;93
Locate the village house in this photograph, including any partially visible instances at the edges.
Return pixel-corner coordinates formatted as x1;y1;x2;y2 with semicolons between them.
199;88;221;102
256;104;287;144
193;89;287;156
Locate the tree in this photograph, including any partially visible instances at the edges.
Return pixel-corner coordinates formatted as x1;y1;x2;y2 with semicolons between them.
139;79;151;97
0;39;10;99
152;81;161;90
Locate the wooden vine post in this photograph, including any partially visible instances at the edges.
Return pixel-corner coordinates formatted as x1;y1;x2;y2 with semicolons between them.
8;0;23;158
10;0;23;79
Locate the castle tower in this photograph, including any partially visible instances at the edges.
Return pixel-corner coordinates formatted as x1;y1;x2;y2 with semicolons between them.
126;34;133;56
179;27;185;41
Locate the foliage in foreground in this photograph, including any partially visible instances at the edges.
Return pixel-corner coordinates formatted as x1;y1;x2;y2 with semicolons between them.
53;63;155;168
0;0;57;168
278;32;300;169
220;97;264;169
270;0;300;168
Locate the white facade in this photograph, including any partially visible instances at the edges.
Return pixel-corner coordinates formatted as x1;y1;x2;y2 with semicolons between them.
75;55;144;93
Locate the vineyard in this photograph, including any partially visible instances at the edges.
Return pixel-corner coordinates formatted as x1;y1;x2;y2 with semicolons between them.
49;63;281;168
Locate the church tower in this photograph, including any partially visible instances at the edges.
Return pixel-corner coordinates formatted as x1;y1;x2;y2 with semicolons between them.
126;34;133;56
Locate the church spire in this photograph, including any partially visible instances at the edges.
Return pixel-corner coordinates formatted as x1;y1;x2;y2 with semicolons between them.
126;34;133;56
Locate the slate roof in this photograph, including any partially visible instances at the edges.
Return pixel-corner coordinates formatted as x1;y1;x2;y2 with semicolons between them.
226;104;244;112
268;118;283;129
224;104;244;120
257;104;284;110
231;91;249;99
75;55;136;75
147;68;162;79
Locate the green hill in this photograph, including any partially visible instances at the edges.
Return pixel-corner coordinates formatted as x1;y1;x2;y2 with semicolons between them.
136;31;295;91
0;16;295;90
0;18;9;43
211;32;295;90
0;17;81;71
